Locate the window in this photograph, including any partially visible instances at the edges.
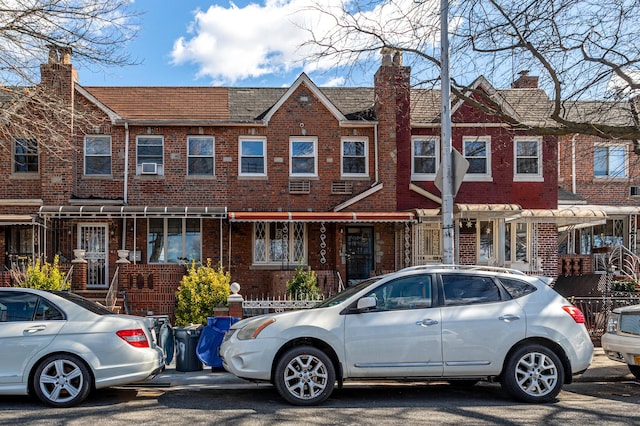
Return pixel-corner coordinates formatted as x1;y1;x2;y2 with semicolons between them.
14;138;38;173
187;136;214;176
363;275;432;311
290;137;317;176
253;222;306;265
463;136;491;180
411;137;438;180
0;292;37;321
442;275;501;306
341;137;368;176
498;277;537;299
505;222;528;262
478;220;495;264
239;137;266;176
514;137;542;181
136;136;164;175
84;135;111;175
594;144;627;178
147;218;201;263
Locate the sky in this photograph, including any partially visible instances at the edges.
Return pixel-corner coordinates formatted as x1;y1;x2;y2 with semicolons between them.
77;0;370;88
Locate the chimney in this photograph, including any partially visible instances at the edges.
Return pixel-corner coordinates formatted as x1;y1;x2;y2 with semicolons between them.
511;70;538;88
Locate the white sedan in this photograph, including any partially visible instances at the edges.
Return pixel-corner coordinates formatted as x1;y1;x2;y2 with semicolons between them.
221;265;594;405
0;288;164;407
601;304;640;379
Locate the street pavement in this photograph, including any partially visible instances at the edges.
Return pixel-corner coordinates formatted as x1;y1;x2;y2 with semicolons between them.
142;347;636;388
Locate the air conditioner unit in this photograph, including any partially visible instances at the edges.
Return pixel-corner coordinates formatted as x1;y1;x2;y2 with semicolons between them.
141;162;158;174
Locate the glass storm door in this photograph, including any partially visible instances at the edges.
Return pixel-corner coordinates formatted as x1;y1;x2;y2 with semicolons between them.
78;224;108;288
346;226;374;286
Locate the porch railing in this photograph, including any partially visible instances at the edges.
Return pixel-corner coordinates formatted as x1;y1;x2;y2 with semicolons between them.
242;293;324;317
571;294;640;340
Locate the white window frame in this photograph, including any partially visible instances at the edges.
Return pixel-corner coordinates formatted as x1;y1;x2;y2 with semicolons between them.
594;142;628;179
505;222;529;263
463;136;492;181
187;135;215;176
147;218;202;264
289;136;318;177
252;221;307;265
239;136;267;177
136;136;164;175
341;137;369;177
411;136;439;181
513;136;543;182
477;220;497;265
84;135;112;176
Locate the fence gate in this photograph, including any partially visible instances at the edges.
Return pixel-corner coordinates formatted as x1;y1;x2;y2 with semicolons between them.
78;224;108;288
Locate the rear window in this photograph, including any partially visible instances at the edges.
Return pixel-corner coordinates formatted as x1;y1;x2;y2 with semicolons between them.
50;291;115;315
498;277;537;299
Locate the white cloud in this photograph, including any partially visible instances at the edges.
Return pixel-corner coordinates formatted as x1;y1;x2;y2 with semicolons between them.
170;0;441;85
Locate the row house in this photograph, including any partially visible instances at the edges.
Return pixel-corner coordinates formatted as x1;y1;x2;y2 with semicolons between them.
0;48;606;317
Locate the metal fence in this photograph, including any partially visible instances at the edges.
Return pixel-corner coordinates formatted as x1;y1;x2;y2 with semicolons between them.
571;294;640;340
242;293;324;318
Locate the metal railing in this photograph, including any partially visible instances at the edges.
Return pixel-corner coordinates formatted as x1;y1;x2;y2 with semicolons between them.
105;266;119;312
242;293;324;317
571;294;640;339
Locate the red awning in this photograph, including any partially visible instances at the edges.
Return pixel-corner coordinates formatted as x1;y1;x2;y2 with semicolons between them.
229;211;414;222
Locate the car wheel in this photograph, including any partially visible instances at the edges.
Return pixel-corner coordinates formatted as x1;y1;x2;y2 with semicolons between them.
32;354;92;408
628;365;640;379
274;345;335;406
501;344;564;403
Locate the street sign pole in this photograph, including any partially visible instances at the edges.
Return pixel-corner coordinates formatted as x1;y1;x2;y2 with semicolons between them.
440;0;455;264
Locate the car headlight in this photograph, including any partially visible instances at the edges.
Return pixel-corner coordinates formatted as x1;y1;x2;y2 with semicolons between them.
607;312;620;333
237;317;276;340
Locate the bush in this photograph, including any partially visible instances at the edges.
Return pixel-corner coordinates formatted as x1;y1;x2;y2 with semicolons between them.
175;259;231;326
286;263;320;299
11;255;69;290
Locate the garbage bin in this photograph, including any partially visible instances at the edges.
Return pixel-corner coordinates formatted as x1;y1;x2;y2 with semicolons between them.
174;325;204;372
196;316;240;368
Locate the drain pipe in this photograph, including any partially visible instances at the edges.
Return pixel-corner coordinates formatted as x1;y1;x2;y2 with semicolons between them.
571;133;577;194
122;121;130;250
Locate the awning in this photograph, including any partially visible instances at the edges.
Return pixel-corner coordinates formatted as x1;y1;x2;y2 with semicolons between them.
454;204;522;218
0;214;39;225
515;207;608;226
39;205;227;218
572;204;640;216
229;211;415;222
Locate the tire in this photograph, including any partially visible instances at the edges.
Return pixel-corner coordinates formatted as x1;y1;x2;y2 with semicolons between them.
274;345;335;406
500;344;564;403
32;354;92;408
628;365;640;380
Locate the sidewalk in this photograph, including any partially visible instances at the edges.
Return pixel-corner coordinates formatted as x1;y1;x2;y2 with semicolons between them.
142;347;635;388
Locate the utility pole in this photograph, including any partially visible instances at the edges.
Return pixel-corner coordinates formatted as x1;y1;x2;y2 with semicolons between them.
440;0;455;264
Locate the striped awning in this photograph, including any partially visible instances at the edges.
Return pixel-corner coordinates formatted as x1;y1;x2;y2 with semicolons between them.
39;205;227;218
229;211;414;222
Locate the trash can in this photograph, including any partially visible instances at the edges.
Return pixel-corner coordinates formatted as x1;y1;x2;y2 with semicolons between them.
174;325;204;372
196;316;240;368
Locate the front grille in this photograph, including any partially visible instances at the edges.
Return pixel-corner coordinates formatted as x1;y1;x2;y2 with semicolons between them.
620;312;640;335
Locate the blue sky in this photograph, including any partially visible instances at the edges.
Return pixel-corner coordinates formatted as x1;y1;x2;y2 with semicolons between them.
77;0;361;88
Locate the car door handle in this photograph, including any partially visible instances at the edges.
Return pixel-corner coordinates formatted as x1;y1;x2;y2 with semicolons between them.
498;315;521;322
24;325;47;334
416;319;439;327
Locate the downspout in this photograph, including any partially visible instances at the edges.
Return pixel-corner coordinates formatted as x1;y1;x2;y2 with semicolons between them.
122;121;130;250
571;133;577;194
374;123;379;183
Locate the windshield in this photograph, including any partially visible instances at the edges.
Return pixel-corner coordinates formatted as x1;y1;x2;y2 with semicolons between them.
315;277;382;308
51;290;115;315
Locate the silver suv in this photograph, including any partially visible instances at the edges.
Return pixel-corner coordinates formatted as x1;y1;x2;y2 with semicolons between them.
220;265;594;405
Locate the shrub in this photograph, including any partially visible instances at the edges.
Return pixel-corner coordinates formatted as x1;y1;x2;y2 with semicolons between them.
286;263;320;299
11;255;69;290
175;259;231;326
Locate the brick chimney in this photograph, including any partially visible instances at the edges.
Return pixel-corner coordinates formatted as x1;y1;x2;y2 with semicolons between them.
374;49;411;210
511;70;538;88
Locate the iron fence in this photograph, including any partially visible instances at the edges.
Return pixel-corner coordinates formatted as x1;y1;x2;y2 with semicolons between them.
571;294;640;340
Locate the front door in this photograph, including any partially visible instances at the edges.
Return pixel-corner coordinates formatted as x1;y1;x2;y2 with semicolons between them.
78;224;108;288
346;226;374;286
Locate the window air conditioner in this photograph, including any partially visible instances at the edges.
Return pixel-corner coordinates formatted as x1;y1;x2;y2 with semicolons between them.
141;162;158;174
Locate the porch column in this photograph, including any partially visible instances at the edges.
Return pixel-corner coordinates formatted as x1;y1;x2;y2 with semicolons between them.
228;282;244;319
71;249;87;291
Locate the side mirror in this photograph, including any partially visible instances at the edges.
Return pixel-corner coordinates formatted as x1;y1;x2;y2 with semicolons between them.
356;296;377;311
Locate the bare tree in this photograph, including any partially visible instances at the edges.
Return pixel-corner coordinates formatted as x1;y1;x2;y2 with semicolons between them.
0;0;139;156
301;0;640;140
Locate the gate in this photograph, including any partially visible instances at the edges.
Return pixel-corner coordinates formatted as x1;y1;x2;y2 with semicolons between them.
78;224;108;288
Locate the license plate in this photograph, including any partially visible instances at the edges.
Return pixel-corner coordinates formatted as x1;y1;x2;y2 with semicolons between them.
634;355;640;365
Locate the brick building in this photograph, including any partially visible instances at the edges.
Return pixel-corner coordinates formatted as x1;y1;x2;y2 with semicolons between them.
0;48;609;317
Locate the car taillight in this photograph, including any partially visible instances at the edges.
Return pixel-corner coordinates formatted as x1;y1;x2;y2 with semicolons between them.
117;329;150;348
562;305;585;324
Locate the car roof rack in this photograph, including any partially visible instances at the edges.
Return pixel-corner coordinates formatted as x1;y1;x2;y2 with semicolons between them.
399;264;529;276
